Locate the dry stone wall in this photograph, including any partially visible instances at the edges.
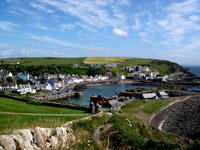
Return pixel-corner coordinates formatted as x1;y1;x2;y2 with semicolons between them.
0;112;103;150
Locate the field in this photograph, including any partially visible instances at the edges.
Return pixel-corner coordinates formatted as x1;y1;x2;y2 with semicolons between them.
0;57;86;66
0;97;89;134
83;57;132;65
0;97;87;114
0;57;156;66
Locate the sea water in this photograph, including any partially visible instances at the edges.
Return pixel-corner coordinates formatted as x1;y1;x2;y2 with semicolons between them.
186;66;200;91
61;84;152;105
186;66;200;77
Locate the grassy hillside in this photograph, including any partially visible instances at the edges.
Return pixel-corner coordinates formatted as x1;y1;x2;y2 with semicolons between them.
0;97;87;114
0;57;158;66
0;97;89;134
0;57;189;75
0;57;86;66
69;99;199;150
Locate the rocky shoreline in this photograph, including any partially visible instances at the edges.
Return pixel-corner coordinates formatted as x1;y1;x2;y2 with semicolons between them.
161;96;200;139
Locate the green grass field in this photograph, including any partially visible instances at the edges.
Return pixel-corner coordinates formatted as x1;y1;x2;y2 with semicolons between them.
83;57;132;65
0;57;86;66
0;97;89;134
0;97;87;114
0;57;156;66
142;100;171;114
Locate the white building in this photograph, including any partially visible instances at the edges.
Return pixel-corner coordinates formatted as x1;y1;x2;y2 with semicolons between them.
0;82;17;91
117;75;126;80
17;84;36;94
142;93;159;99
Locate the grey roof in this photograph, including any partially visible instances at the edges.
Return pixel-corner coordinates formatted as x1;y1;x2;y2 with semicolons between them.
142;93;157;99
109;100;120;107
158;91;168;96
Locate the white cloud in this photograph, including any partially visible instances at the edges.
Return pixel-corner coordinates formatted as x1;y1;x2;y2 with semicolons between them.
0;21;18;31
112;28;128;36
34;24;48;30
21;49;31;56
0;50;13;57
189;15;200;21
131;18;142;30
60;24;75;31
156;0;200;43
37;0;128;31
31;35;110;52
29;1;54;13
139;32;152;43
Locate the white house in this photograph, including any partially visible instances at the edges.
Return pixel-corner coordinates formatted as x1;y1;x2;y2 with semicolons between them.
45;83;53;91
157;91;169;99
34;84;47;91
0;82;17;91
117;75;126;80
17;84;36;94
67;78;84;84
142;93;159;99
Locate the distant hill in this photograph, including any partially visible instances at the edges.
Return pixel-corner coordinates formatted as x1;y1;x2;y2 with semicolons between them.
0;57;161;66
0;57;195;76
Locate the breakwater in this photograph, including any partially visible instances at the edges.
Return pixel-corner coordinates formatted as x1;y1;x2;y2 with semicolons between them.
162;96;200;139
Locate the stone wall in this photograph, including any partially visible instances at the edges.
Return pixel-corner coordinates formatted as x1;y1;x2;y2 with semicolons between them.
0;112;103;150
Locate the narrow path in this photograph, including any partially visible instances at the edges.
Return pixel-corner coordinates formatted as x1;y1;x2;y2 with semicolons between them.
93;125;104;146
0;112;89;116
134;103;150;124
93;112;113;147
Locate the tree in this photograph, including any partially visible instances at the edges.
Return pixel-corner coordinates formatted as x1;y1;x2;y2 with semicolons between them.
6;77;13;82
17;78;26;84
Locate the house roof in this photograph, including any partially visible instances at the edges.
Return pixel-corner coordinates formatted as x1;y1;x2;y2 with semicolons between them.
159;91;168;96
142;93;157;99
0;82;16;86
109;99;120;107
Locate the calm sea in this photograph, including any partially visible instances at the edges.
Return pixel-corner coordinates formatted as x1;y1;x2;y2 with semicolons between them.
185;66;200;77
185;66;200;92
61;84;152;105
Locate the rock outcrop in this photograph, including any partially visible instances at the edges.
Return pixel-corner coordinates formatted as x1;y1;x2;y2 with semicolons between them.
0;127;75;150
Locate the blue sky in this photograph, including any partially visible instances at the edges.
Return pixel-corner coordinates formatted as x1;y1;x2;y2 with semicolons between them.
0;0;200;65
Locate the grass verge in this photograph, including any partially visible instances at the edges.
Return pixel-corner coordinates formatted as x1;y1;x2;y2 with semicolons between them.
0;114;88;135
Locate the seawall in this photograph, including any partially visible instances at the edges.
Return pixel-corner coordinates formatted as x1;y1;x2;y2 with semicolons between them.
149;95;200;139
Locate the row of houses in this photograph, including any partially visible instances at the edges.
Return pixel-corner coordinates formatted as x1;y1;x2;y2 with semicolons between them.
0;69;110;94
127;71;169;82
0;82;36;94
123;65;150;72
72;64;118;68
0;62;20;65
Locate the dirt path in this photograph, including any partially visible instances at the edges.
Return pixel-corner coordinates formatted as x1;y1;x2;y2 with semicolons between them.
132;103;150;124
0;112;89;116
93;112;113;147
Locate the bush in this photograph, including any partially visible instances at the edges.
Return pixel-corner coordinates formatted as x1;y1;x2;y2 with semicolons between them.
27;99;44;105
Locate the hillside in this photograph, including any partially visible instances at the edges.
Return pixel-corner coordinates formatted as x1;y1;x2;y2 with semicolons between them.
0;57;195;76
